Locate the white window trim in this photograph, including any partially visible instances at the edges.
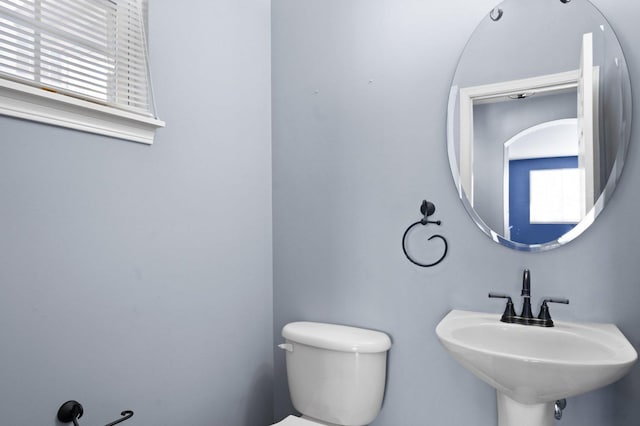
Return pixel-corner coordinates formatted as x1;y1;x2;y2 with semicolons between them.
0;77;164;144
0;0;164;144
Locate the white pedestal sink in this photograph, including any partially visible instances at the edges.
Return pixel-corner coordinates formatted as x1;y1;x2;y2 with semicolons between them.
436;310;637;426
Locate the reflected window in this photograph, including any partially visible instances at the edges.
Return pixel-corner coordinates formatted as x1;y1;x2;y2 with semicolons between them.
530;168;581;224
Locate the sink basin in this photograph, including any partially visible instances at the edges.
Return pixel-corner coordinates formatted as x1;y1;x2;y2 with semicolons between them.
436;310;637;426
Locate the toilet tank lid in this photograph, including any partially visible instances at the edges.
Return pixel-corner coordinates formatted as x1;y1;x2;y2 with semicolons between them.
282;322;391;353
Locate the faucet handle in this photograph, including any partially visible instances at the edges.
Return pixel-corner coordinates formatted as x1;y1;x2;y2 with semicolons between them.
488;292;516;321
488;292;510;299
537;298;570;327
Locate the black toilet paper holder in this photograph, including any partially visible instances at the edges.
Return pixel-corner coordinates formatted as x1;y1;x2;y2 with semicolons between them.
57;400;133;426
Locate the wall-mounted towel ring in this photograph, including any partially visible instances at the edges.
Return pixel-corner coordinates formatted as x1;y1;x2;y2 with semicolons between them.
57;400;134;426
402;200;448;267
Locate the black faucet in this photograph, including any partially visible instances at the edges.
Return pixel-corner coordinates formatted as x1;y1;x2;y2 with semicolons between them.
520;269;533;319
489;269;569;327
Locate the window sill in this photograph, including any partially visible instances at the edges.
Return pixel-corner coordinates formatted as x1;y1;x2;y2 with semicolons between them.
0;79;165;144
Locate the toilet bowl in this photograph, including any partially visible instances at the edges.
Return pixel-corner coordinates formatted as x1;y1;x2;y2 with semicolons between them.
272;321;391;426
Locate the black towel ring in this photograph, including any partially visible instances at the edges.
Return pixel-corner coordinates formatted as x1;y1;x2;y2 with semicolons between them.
402;200;448;267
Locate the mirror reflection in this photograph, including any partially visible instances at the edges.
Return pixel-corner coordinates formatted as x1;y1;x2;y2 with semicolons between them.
447;0;631;251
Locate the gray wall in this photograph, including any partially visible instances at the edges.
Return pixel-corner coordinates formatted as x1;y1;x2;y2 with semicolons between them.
0;1;273;425
272;0;640;425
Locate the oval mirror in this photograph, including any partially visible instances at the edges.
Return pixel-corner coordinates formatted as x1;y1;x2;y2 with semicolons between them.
447;0;632;251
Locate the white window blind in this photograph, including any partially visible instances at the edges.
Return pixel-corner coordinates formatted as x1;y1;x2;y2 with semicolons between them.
0;0;163;143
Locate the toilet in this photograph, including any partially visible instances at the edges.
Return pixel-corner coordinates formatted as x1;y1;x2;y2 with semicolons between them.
273;321;392;426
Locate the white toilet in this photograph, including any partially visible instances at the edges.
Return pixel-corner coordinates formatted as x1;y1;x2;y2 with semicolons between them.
273;321;392;426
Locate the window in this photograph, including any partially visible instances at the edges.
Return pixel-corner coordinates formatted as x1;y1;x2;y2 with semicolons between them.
0;0;164;144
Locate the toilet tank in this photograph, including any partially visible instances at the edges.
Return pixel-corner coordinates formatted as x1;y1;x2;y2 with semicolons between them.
281;322;392;426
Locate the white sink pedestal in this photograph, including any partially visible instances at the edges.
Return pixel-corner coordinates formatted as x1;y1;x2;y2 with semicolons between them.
497;392;554;426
